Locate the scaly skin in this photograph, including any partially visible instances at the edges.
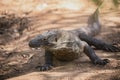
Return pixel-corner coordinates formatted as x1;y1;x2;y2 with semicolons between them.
29;8;120;71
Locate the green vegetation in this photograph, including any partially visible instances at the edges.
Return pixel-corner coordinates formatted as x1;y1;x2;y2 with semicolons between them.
92;0;119;7
92;0;103;5
112;0;119;7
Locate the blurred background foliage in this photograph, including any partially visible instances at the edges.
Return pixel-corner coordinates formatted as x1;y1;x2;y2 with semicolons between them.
92;0;119;7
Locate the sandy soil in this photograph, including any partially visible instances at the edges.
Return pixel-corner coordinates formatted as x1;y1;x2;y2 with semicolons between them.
0;0;120;80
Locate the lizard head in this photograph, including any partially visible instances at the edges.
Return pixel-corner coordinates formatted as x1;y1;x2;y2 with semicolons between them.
29;30;59;49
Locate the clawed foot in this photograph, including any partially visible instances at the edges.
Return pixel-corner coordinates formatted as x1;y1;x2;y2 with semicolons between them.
93;59;110;65
102;44;120;52
36;64;53;71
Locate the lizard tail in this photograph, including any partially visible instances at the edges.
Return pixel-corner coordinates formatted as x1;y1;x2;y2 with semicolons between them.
82;1;104;36
71;6;102;37
70;2;104;37
86;7;101;36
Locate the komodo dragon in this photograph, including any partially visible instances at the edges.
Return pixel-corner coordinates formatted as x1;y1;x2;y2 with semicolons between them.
29;8;120;71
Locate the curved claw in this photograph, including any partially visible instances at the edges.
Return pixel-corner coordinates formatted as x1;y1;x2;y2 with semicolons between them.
103;44;120;52
94;59;110;65
36;64;53;71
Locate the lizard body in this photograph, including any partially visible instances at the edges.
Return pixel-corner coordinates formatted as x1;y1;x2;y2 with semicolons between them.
29;8;120;71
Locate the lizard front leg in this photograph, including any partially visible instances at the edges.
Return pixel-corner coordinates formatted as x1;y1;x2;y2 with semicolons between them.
79;34;120;52
84;45;109;65
36;50;53;71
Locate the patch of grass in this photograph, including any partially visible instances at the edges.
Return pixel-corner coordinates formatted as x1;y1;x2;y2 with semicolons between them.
92;0;119;7
92;0;103;5
112;0;119;7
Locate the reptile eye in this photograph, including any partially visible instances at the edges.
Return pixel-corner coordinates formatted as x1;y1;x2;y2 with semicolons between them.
55;38;57;42
43;38;47;41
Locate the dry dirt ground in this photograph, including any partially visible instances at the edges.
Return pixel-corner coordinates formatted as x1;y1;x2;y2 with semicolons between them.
0;0;120;80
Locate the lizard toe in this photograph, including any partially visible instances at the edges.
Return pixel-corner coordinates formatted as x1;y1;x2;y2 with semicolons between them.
36;64;53;71
94;59;110;65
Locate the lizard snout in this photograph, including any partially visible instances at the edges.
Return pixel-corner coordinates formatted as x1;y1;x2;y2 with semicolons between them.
29;40;41;48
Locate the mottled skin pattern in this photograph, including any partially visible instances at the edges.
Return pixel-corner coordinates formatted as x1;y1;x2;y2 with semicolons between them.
29;8;120;71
